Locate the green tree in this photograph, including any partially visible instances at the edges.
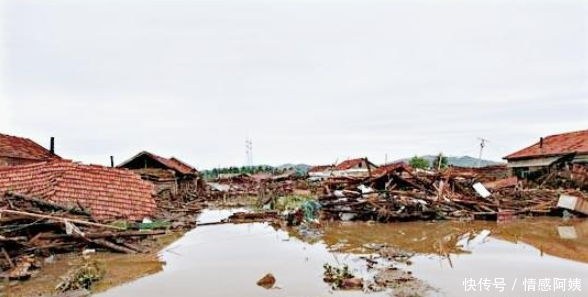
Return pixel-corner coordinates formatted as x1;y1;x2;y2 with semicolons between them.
432;153;448;170
409;156;429;169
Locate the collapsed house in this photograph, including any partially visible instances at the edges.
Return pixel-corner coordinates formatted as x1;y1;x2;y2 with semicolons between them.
442;165;509;183
207;173;256;197
117;151;204;198
0;133;58;167
318;160;587;222
208;171;301;197
0;160;156;221
371;162;413;177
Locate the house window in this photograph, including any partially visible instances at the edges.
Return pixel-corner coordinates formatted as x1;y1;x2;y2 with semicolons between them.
515;167;530;178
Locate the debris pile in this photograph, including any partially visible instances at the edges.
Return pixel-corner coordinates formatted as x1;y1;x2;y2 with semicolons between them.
0;191;171;282
321;240;435;295
318;164;588;222
55;260;105;292
0;159;202;287
153;195;202;228
206;171;309;202
530;163;588;191
323;264;363;290
227;211;279;224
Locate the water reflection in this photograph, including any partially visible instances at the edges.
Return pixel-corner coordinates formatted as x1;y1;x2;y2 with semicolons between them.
93;212;588;297
301;218;588;265
98;222;386;297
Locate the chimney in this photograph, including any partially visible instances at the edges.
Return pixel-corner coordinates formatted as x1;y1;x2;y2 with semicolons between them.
50;137;55;154
110;156;114;168
539;137;544;148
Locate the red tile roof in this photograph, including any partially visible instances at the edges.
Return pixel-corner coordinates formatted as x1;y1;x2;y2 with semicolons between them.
0;160;156;221
335;158;374;170
335;159;363;170
0;133;57;161
505;129;588;160
371;162;412;177
119;151;197;175
168;157;197;175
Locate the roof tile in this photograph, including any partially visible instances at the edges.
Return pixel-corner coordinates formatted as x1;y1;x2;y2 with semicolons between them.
0;133;57;161
0;160;156;221
505;129;588;160
335;158;371;170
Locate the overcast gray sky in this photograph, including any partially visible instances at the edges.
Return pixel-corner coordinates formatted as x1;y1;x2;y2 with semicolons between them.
1;0;587;169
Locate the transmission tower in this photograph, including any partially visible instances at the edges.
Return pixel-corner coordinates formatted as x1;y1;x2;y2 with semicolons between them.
245;138;253;167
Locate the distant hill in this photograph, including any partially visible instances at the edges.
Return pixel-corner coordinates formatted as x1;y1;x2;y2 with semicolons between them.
396;155;503;168
276;163;311;174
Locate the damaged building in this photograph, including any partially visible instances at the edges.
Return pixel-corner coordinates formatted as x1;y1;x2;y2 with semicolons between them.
0;133;59;167
504;129;588;184
0;160;156;221
117;151;204;198
308;165;335;179
332;158;378;177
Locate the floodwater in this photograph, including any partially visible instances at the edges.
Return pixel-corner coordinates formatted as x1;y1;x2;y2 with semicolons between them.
93;210;588;297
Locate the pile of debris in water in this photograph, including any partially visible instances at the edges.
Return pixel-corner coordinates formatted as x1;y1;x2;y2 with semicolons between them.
206;171;310;201
321;244;433;295
203;165;588;225
0;191;198;285
201;161;588;224
318;164;588;222
0;157;206;293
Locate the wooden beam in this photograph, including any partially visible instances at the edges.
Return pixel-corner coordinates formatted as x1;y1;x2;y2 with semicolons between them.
0;209;125;230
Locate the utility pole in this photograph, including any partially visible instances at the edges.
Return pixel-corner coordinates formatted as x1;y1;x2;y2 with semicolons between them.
477;138;490;168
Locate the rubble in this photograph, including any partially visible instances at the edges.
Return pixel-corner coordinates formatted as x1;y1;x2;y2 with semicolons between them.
0;255;37;280
1;129;587;296
318;164;588;222
322;264;362;290
55;260;104;292
557;194;588;216
0;190;194;286
227;211;279;224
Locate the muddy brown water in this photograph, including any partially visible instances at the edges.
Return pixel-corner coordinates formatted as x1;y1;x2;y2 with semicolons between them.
5;209;588;297
96;210;588;297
